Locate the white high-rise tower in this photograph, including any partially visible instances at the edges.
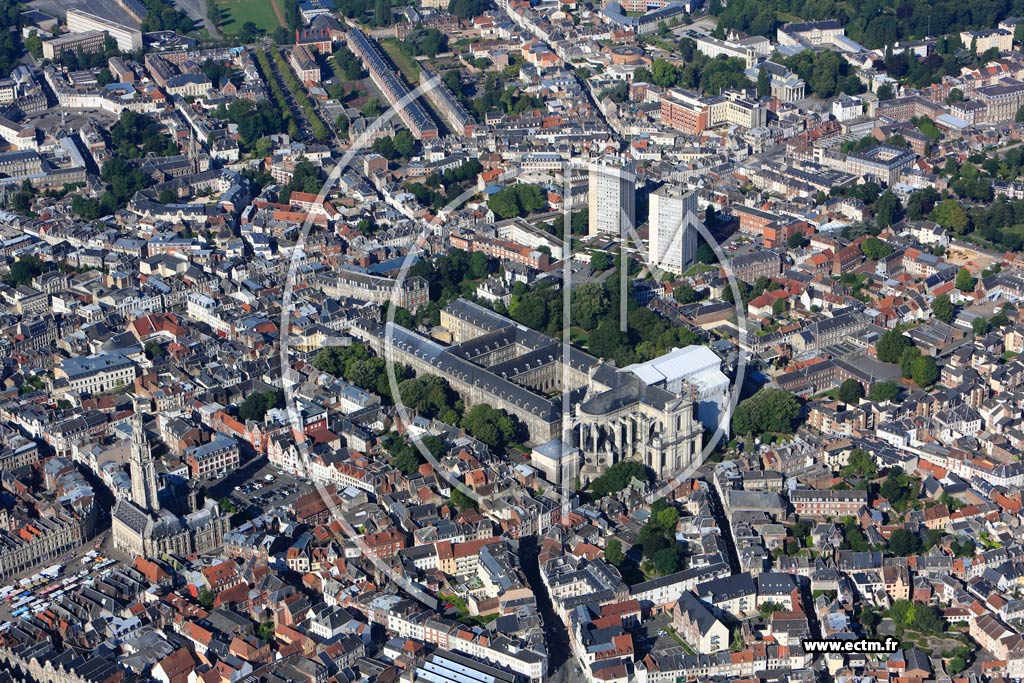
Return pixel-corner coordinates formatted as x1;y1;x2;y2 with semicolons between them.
649;185;699;275
588;156;636;238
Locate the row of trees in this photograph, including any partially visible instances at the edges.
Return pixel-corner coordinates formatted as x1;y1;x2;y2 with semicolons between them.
140;0;195;34
254;49;303;141
710;0;1021;51
332;0;396;26
269;48;330;142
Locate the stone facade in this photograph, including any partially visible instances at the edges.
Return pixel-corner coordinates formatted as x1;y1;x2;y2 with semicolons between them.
353;298;704;483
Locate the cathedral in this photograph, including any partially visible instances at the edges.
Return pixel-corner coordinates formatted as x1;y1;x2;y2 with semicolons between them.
111;412;230;558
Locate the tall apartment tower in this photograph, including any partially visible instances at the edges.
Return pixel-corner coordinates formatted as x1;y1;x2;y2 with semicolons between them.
588;157;636;237
649;184;699;275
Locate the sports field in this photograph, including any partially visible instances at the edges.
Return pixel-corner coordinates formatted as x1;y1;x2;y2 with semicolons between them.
214;0;284;35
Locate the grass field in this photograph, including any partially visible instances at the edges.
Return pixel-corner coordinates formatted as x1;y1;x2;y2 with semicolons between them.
380;39;421;84
215;0;283;35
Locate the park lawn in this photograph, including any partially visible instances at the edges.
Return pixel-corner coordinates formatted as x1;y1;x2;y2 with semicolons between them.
215;0;283;35
380;39;421;84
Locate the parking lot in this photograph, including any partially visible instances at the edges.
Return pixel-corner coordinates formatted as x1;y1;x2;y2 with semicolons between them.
205;459;316;518
643;612;695;657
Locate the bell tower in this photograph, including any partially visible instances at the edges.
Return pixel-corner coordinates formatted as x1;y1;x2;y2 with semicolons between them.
128;410;160;513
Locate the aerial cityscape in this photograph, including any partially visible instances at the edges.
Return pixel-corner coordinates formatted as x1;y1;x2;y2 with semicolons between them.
6;0;1024;682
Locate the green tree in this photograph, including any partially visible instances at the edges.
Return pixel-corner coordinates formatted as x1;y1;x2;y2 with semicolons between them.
392;446;424;475
489;184;546;219
837;378;864;404
932;294;955;323
589;460;651;498
372;136;396;159
842;448;877;478
931;199;969;233
950;538;976;557
393;129;416;158
842;517;870;551
876;330;911;363
880;468;918;509
868;381;900;402
468;251;490;279
4;256;45;287
900;347;921;379
572;282;609;331
910;355;938;387
143;340;165;360
955;267;976;292
449;487;478;511
651;545;684;575
875;191;903;228
731;388;802;436
237;390;283;422
461;403;523;451
605;539;625;566
889;528;922;556
757;65;771;97
590;251;613;271
861;236;895;260
197;587;215;608
650;58;679;87
256;622;275;642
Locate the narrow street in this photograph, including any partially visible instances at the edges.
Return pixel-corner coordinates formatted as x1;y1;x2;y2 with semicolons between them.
699;471;741;574
518;535;582;683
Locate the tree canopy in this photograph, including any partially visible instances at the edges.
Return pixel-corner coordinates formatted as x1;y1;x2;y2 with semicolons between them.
489;184;547;219
876;330;912;363
731;388;802;436
461;403;525;451
589;460;651;498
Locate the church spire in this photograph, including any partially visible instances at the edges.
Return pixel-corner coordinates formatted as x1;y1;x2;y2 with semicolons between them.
129;409;160;513
189;129;201;174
